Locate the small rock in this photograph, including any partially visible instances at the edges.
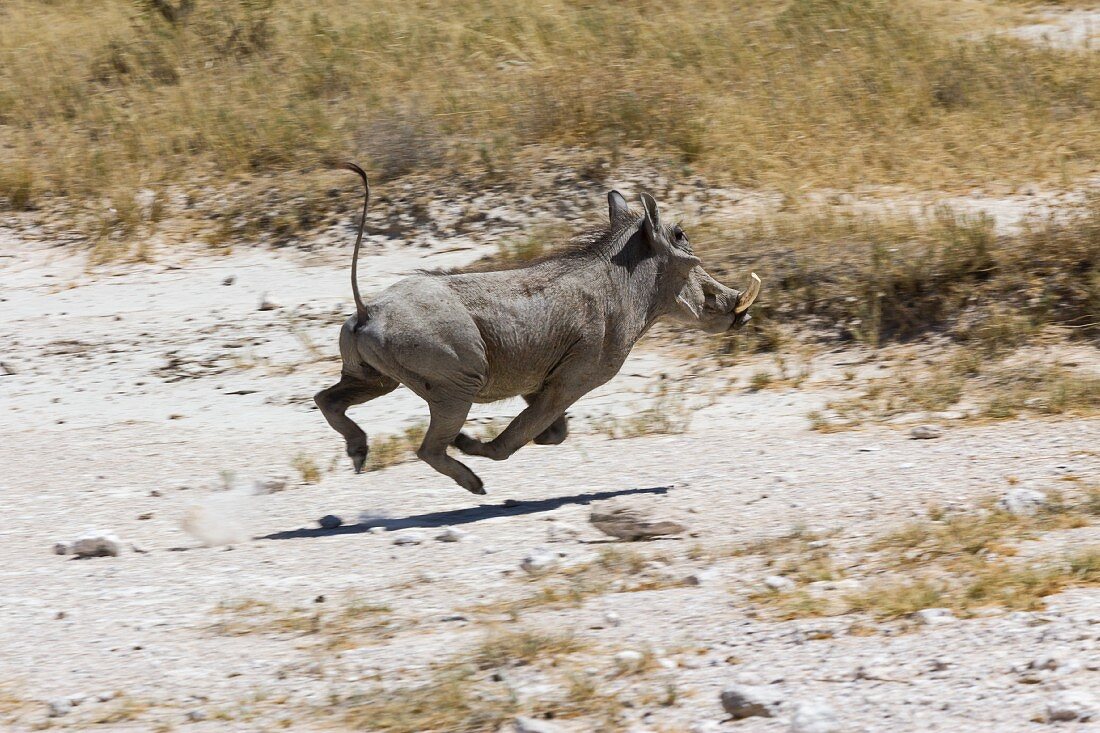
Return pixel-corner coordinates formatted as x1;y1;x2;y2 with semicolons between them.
392;533;423;546
435;526;469;543
604;611;622;627
56;532;123;558
520;548;560;574
318;515;343;530
258;293;279;311
589;506;687;541
186;709;208;722
367;526;386;535
764;575;796;592
614;650;645;671
858;444;882;452
1045;690;1097;722
996;488;1047;516
47;698;72;718
720;684;783;719
511;716;564;733
684;568;718;586
909;425;942;440
790;700;840;733
914;608;956;625
222;275;236;286
546;521;580;543
690;723;722;733
253;475;288;494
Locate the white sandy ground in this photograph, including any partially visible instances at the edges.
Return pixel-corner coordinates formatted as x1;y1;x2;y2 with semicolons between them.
2;205;1100;733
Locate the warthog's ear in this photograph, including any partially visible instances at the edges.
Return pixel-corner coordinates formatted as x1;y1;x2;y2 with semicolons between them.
641;192;700;266
640;192;661;233
608;190;631;225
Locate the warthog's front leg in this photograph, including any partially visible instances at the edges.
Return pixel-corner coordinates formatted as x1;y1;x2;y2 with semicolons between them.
418;397;485;495
453;384;582;461
315;370;398;473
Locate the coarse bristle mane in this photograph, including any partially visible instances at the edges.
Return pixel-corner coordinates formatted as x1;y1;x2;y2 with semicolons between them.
429;208;645;275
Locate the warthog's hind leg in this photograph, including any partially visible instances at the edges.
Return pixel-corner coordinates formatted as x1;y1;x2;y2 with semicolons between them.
418;398;485;495
454;383;581;460
526;394;568;445
314;371;398;473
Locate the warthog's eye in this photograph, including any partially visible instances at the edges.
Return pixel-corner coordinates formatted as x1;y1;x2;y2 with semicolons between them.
673;226;686;242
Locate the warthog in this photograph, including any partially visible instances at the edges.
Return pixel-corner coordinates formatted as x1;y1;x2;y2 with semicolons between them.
315;162;761;494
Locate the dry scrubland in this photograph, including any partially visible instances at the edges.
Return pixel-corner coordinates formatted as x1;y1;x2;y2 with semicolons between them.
3;0;1100;731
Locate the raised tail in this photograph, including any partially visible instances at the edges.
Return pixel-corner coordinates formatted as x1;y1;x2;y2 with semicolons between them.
343;161;370;326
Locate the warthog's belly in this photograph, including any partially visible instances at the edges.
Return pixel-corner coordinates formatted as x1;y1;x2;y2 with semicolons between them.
472;373;545;404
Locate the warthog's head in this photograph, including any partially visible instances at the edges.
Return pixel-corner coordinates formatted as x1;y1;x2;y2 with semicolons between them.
609;190;761;333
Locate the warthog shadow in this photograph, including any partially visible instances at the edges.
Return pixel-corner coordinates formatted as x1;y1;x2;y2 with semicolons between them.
259;485;672;541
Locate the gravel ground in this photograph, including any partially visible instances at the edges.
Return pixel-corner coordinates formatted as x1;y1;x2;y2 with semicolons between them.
3;215;1099;733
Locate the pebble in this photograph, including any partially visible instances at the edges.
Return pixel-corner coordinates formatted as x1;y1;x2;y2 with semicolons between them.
54;531;123;558
910;425;942;440
318;515;343;530
258;293;279;311
511;716;565;733
47;698;72;717
790;700;840;733
392;532;423;546
914;608;956;625
614;650;645;671
367;526;386;535
520;548;560;574
764;575;796;592
186;709;208;722
253;475;288;494
589;506;687;541
720;684;783;719
604;611;622;627
435;526;469;542
1045;690;1097;722
996;488;1047;516
684;568;718;586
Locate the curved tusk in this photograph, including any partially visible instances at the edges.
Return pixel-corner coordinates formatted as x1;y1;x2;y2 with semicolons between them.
735;272;761;314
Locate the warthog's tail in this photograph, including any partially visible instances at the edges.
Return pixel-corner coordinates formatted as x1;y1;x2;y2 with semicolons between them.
343;161;370;326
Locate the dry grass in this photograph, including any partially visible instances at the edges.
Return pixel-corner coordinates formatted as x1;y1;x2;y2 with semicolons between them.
706;196;1100;350
290;452;321;484
367;422;427;471
812;349;1100;429
3;0;1098;252
752;491;1100;621
475;546;684;619
212;596;399;648
594;379;693;440
474;628;585;670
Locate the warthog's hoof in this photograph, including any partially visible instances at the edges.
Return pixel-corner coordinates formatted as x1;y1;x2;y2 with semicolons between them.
452;432;485;456
460;473;486;495
349;447;368;474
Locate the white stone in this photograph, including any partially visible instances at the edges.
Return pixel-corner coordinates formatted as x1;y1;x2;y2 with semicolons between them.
764;575;796;592
253;475;288;494
614;650;645;670
258;293;279;311
790;700;840;733
47;699;72;717
996;488;1047;516
520;548;560;574
1045;690;1098;722
57;532;123;558
367;526;386;535
546;521;580;543
720;684;783;719
910;425;942;440
914;608;956;625
604;611;622;627
392;532;423;546
435;526;469;543
511;715;565;733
